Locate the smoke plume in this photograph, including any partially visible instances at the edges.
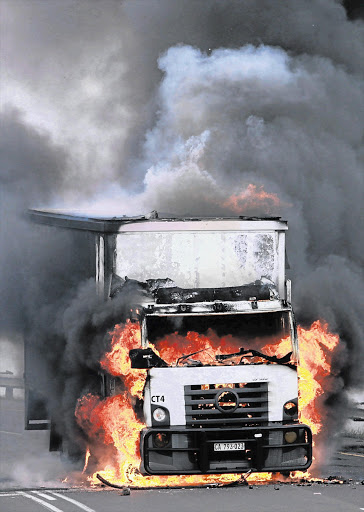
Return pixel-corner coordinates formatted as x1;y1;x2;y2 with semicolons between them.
1;0;363;476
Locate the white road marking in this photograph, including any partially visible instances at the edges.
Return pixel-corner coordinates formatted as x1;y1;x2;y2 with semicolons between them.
314;492;321;495
17;491;65;512
339;451;364;458
50;492;96;512
0;430;22;436
0;493;18;497
32;490;57;500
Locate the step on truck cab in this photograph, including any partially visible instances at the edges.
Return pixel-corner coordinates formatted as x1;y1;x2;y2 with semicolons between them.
28;211;312;474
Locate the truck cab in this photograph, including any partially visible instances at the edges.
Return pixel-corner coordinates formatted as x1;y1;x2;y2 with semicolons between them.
128;279;311;475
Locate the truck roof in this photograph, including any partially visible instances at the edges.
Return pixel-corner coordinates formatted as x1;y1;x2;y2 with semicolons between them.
28;208;287;233
28;208;289;301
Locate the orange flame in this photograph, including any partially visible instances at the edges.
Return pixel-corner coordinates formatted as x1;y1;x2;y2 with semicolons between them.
82;447;91;474
75;319;340;487
100;322;146;399
223;184;283;215
263;320;340;438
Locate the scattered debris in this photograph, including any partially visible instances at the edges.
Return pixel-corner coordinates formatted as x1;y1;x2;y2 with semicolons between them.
91;472;358;491
96;473;131;494
219;469;252;487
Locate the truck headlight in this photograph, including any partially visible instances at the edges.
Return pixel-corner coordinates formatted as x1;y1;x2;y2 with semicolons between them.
151;405;170;426
284;431;298;444
153;408;167;422
283;399;298;418
152;432;171;448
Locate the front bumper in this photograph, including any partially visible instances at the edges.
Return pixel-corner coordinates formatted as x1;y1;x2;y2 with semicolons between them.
140;424;312;475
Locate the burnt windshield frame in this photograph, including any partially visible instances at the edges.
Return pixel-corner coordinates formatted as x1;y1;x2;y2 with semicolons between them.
144;311;296;363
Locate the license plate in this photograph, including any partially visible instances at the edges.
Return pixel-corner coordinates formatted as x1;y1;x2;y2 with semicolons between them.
213;442;245;452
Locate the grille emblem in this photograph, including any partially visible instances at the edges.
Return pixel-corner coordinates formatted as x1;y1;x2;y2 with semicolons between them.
215;390;239;413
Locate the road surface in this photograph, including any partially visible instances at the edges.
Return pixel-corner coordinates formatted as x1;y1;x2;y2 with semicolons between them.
0;485;363;512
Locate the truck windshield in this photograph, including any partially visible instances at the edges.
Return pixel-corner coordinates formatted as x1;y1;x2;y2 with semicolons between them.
146;311;295;367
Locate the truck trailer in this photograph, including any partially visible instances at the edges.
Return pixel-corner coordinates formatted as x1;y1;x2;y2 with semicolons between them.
27;210;312;475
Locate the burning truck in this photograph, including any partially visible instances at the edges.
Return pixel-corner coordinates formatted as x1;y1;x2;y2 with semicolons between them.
27;210;312;477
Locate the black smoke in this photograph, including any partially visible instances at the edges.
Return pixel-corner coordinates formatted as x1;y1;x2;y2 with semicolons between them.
344;0;364;20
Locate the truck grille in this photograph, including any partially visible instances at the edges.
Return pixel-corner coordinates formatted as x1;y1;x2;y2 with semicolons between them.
184;382;268;428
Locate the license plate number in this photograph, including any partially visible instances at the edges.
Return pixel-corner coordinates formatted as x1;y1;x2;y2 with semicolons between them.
213;442;245;452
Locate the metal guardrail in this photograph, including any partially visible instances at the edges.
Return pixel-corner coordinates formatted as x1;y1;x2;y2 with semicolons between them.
0;375;24;399
348;403;364;422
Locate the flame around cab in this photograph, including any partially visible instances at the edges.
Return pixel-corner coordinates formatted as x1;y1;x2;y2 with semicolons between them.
75;319;339;487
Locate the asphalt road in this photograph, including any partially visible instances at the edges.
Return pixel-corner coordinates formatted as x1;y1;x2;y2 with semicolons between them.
0;485;364;512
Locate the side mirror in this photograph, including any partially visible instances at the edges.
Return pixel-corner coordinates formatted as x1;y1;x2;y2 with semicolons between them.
129;348;168;369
